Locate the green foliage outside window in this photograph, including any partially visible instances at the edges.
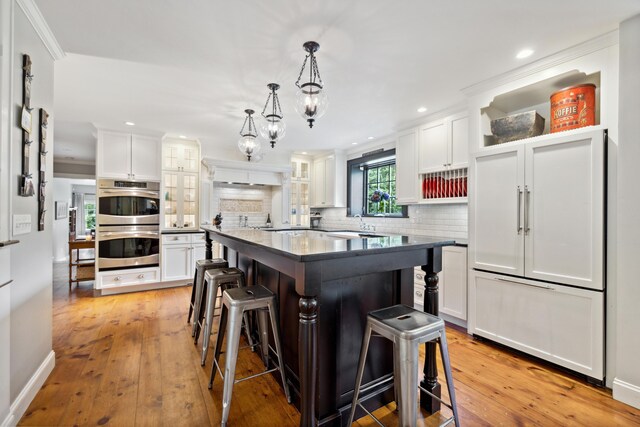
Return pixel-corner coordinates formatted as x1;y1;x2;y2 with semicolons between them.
365;163;402;216
85;202;96;230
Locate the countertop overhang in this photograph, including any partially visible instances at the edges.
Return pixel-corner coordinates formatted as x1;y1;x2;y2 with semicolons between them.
201;225;455;262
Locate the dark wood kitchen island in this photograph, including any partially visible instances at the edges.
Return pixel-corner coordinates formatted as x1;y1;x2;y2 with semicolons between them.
202;226;454;427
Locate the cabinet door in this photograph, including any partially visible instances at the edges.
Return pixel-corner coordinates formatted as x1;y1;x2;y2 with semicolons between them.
470;145;525;276
324;156;336;206
419;121;447;172
469;271;604;379
450;115;469;168
98;131;131;179
192;244;206;267
439;246;468;320
181;173;199;229
181;144;200;172
131;135;160;181
524;130;604;290
162;142;181;171
162;244;191;281
313;159;325;206
163;172;180;230
395;129;418;204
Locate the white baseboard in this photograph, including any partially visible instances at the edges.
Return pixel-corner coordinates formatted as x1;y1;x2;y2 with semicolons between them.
0;413;15;427
613;378;640;409
6;350;55;426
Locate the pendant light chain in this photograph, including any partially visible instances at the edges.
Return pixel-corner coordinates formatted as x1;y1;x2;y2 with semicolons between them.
295;54;310;89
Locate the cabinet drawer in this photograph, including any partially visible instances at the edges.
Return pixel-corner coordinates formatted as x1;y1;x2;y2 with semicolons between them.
99;268;159;288
190;233;206;244
162;234;190;245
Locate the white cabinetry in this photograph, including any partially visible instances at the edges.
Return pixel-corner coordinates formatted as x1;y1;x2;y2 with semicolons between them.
162;139;201;231
312;151;345;208
418;114;468;173
161;233;205;282
469;128;605;290
413;246;468;325
97;130;161;181
395;128;419;204
468;270;604;379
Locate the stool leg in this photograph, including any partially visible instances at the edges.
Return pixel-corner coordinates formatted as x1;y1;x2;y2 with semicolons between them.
347;322;373;426
257;308;270;367
394;344;401;412
220;305;244;427
395;338;419;427
243;312;255;351
194;278;208;343
188;269;198;324
201;280;220;366
268;300;291;404
209;304;228;389
438;332;460;426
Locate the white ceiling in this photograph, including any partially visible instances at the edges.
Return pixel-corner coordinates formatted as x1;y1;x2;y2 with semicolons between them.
37;0;640;164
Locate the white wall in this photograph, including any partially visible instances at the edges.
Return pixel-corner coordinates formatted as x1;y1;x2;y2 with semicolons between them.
614;13;640;410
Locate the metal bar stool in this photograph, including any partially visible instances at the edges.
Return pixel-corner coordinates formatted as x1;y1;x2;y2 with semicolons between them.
348;304;460;427
188;258;228;337
209;285;291;427
198;267;254;366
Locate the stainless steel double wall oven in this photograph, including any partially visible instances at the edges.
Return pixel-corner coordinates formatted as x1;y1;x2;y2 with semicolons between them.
97;179;160;270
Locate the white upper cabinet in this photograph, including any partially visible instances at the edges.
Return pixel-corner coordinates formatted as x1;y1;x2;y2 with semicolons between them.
291;157;311;181
395;128;419;204
97;130;161;181
418;113;469;173
131;135;161;181
161;138;201;231
163;140;200;172
312;152;345;208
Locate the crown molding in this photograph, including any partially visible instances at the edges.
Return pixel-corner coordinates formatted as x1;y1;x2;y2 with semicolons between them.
16;0;65;60
462;30;618;97
201;157;292;174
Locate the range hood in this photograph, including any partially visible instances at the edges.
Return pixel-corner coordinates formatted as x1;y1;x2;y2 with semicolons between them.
201;158;292;186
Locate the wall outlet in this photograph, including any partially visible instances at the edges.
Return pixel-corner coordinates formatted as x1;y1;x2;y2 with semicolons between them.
13;214;31;236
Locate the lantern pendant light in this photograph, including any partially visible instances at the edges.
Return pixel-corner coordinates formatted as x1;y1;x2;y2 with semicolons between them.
260;83;286;148
295;41;328;128
237;109;262;161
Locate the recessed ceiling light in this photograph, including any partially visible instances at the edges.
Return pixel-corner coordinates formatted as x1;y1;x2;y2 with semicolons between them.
417;107;427;113
179;135;186;139
301;152;308;155
124;121;135;126
516;48;534;59
227;182;233;184
352;142;358;145
367;136;374;140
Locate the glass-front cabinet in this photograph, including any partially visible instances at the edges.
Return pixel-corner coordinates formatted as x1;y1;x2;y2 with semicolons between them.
161;138;200;230
290;156;311;226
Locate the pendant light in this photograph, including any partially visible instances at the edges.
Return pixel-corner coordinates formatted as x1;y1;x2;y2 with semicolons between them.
295;41;328;128
237;109;262;161
260;83;286;148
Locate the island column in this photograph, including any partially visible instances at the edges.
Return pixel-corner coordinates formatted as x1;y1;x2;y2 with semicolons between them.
421;246;443;413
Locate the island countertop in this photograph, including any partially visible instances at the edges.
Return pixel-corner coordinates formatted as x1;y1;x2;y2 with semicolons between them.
200;225;455;262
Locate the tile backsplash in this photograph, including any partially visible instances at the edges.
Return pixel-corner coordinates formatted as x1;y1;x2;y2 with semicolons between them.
318;204;468;239
212;183;272;228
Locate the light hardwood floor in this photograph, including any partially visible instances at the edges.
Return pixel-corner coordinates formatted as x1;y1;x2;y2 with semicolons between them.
19;264;640;426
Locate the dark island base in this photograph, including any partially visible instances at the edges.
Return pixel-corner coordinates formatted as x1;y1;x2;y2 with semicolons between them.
231;250;414;426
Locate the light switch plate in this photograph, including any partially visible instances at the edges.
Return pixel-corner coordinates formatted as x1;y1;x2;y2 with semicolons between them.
13;214;32;236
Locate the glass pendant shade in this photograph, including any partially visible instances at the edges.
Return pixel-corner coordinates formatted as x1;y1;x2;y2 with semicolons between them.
295;41;327;128
295;83;328;128
237;135;262;161
259;115;286;148
237;109;262;161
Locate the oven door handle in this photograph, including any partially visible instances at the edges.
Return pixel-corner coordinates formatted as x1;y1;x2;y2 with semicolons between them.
100;231;160;240
99;189;160;198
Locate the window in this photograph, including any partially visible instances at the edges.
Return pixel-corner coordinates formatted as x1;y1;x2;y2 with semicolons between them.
347;149;408;218
84;195;96;231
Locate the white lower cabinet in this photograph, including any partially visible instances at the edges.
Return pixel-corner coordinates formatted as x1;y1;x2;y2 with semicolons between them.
413;246;468;326
97;267;160;290
468;270;604;380
161;233;205;282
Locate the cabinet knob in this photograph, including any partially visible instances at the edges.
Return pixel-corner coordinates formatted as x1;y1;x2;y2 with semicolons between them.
114;276;121;281
416;290;423;297
416;274;423;280
138;274;144;279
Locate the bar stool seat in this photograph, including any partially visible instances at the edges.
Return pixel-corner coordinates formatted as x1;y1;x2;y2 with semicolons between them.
348;304;460;427
209;285;291;427
198;267;254;366
188;258;228;339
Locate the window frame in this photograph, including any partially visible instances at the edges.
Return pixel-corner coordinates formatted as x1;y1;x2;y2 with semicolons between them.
346;149;408;218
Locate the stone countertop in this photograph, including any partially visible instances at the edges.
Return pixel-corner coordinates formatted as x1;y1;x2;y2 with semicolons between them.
201;225;455;262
